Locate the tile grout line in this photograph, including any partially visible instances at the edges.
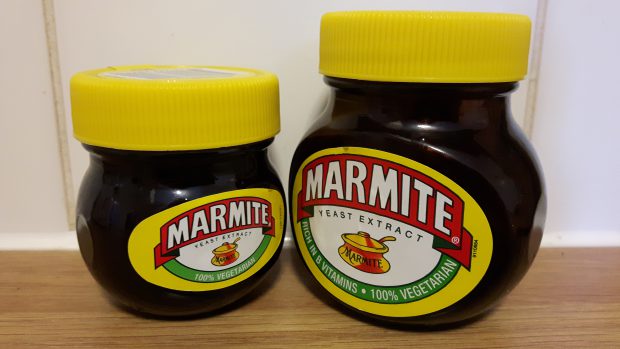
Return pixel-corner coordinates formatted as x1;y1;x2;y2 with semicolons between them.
42;0;76;230
523;0;548;138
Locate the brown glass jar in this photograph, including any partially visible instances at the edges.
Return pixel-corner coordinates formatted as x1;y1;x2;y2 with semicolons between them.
71;65;285;317
289;11;546;327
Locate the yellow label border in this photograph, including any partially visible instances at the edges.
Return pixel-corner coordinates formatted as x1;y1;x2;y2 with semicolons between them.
128;188;284;292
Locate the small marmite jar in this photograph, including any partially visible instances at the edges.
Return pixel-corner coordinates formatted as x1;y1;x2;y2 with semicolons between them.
289;12;546;327
71;65;285;317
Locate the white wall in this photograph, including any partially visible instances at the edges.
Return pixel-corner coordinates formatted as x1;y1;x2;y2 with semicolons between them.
0;1;67;234
1;0;618;248
533;0;620;246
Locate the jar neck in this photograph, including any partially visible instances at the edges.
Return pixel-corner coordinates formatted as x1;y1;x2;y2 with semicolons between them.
324;76;517;128
84;139;273;172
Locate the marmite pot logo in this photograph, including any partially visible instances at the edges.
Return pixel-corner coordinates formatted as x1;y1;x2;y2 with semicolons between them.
338;231;395;274
211;237;241;266
128;188;284;292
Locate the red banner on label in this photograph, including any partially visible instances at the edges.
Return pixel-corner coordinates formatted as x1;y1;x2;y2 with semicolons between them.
297;154;472;269
154;197;275;268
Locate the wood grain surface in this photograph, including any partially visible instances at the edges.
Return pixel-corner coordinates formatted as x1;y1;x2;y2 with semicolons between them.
0;247;618;348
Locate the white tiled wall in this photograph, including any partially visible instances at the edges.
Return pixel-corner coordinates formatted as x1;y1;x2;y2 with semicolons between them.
532;1;620;245
1;0;618;248
0;1;67;236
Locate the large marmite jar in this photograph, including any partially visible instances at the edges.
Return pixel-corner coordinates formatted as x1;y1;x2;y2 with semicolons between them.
289;11;546;327
71;65;285;317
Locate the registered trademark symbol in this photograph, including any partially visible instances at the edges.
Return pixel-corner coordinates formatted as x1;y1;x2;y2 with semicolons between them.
451;236;460;244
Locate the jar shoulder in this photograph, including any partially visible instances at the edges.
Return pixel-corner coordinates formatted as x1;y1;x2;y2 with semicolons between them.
293;118;543;190
77;152;284;224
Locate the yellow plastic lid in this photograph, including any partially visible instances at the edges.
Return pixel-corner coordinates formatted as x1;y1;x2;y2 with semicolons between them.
70;65;280;151
320;11;532;83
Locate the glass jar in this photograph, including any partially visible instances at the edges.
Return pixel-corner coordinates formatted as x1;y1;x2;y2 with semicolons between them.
71;65;285;317
289;11;546;327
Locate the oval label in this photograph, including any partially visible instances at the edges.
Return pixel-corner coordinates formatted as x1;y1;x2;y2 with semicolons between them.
292;147;492;317
128;188;284;291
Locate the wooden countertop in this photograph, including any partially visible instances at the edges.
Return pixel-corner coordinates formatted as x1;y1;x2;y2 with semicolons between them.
0;247;618;348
